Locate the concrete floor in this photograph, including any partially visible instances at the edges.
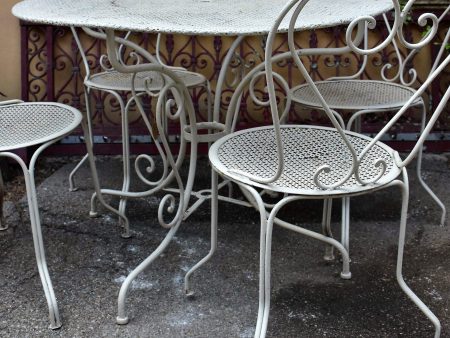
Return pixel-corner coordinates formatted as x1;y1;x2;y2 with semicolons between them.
1;155;450;337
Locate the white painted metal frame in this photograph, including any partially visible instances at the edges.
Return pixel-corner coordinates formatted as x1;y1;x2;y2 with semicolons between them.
189;0;445;336
67;27;213;237
290;7;450;260
0;100;83;329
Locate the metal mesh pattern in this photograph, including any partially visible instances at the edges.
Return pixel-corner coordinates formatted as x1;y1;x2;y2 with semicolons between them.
213;126;399;195
13;0;392;36
0;103;80;151
291;80;418;110
87;70;206;91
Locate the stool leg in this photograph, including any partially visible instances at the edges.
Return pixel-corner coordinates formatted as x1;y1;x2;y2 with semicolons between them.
24;167;61;329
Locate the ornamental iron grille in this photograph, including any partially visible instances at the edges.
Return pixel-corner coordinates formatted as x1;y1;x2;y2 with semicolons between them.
19;11;450;153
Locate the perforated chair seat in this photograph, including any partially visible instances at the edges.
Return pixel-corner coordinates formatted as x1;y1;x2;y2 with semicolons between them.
86;69;207;92
0;102;82;152
209;125;401;197
291;80;420;111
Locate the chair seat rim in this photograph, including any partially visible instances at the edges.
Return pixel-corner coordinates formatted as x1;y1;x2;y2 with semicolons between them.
209;124;402;197
85;69;207;92
290;79;420;111
0;102;82;152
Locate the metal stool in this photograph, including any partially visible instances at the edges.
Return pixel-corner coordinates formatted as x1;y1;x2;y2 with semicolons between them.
0;100;82;329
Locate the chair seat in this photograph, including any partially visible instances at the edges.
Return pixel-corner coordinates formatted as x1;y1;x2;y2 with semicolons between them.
291;80;419;111
209;125;402;197
0;102;82;152
86;69;207;92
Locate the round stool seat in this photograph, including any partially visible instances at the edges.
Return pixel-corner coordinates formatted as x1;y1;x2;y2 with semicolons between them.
0;102;82;152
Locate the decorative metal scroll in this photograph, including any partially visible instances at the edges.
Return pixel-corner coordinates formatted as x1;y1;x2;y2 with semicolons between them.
19;10;450;152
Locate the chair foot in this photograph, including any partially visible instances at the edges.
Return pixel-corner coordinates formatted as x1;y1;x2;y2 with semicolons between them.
89;211;99;218
185;289;195;297
116;316;129;325
49;321;62;330
68;153;89;192
323;252;335;261
121;232;132;239
340;271;352;280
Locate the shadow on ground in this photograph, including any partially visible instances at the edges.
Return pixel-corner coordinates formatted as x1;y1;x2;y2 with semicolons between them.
0;154;449;337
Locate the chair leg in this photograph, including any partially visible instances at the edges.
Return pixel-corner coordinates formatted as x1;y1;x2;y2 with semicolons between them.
416;104;446;226
184;168;218;296
23;167;61;329
395;170;441;337
68;85;95;192
80;99;130;231
68;154;89;192
321;198;334;261
261;196;352;338
341;196;350;254
0;167;7;231
235;184;268;338
118;94;131;238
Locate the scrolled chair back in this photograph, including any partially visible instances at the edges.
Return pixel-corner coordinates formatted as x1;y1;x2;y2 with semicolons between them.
71;27;152;82
224;0;449;191
96;29;199;229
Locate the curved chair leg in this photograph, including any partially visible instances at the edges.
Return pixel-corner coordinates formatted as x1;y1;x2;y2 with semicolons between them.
261;196;351;338
68;85;95;192
184;168;218;296
395;169;441;337
1;151;62;329
87;89;131;237
321;198;334;261
25;167;61;329
68;154;89;192
236;184;268;338
416;105;446;226
80;100;130;231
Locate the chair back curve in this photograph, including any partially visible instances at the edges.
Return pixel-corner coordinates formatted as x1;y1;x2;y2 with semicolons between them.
70;27;185;82
224;0;450;191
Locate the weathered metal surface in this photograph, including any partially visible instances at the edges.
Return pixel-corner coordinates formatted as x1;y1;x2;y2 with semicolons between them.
19;11;450;153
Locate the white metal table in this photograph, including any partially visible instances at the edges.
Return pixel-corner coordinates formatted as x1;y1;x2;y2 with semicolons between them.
13;0;394;330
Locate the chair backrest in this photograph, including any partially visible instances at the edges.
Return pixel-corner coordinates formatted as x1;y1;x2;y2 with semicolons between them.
70;27;185;82
225;0;450;189
328;5;450;89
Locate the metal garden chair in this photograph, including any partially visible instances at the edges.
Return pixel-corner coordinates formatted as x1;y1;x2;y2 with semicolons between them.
289;6;450;260
186;0;445;336
68;27;211;236
0;99;83;329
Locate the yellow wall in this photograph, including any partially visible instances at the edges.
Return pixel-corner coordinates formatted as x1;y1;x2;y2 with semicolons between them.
0;0;21;100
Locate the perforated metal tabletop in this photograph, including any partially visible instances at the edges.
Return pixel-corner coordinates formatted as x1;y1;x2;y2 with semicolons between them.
13;0;392;35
